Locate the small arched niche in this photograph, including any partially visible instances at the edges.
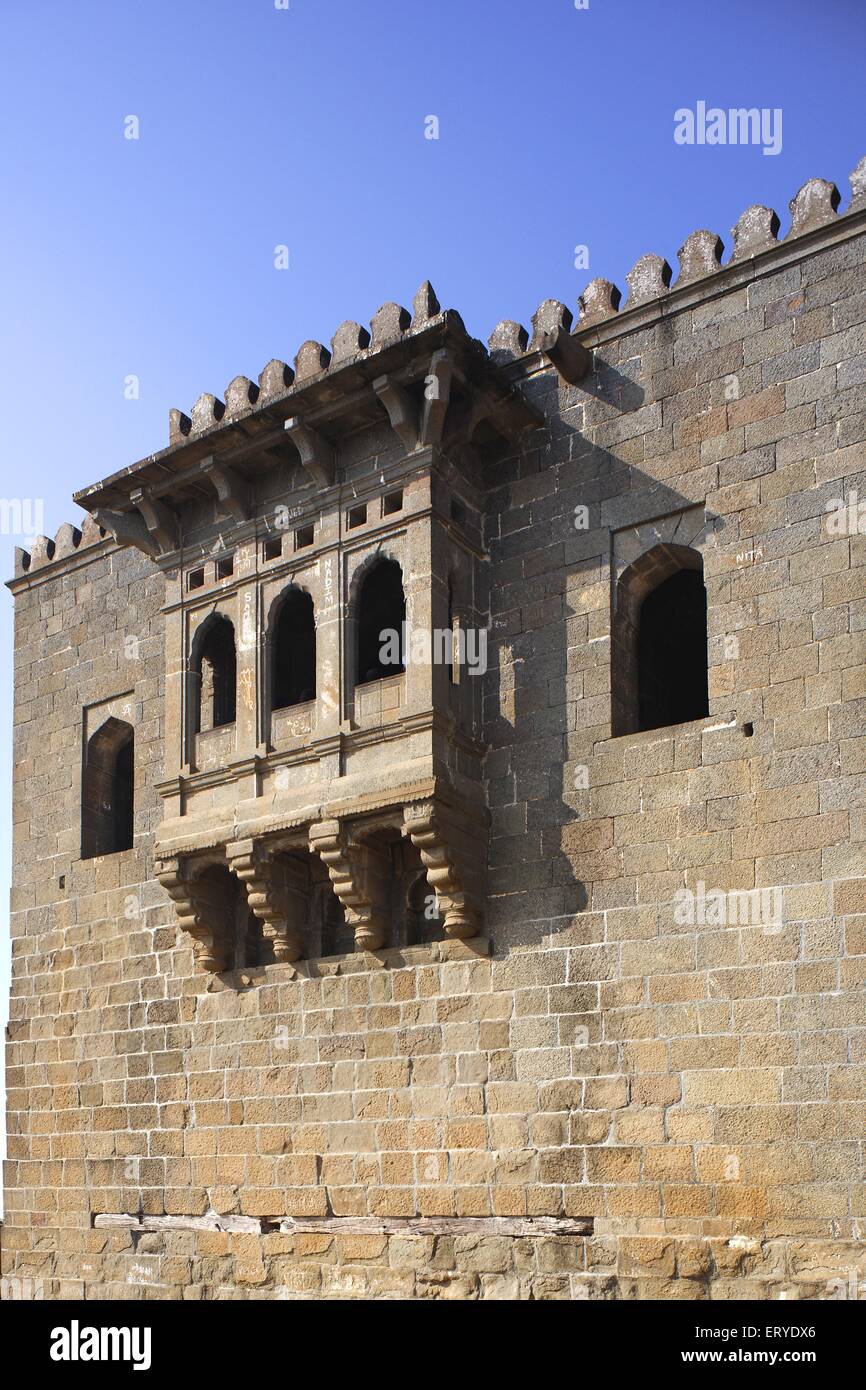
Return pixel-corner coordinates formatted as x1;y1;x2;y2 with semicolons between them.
612;543;709;736
81;716;134;858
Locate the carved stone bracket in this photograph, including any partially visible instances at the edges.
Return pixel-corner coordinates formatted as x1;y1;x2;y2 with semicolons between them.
90;507;159;560
419;349;454;447
284;417;336;489
155;855;231;973
373;374;418;449
309;820;390;951
200;456;250;524
131;488;180;552
226;838;306;963
402;799;486;939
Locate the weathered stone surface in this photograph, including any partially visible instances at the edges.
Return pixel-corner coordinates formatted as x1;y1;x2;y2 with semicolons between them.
675;229;724;284
730;205;781;262
529;299;573;351
370;301;410;347
624;254;672;307
411;280;441;329
577;278;621;324
169;406;191;442
190;392;226;434
330;321;371;363
849;155;866;213
224;375;259;418
488;320;528;362
293;340;331;381
787;178;841;237
6;157;866;1304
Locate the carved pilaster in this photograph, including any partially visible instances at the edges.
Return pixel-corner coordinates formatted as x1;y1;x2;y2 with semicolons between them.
309;820;390;952
226;839;307;963
402;799;486;939
156;856;231;973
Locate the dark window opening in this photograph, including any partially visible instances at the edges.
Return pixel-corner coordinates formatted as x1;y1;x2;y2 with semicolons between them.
319;888;353;958
450;497;466;525
191;864;270;972
263;536;282;562
357;558;405;684
295;524;314;550
188;567;205;591
216;556;234;580
407;872;445;945
81;717;134;859
194;615;237;732
637;568;709;732
383;490;403;516
348;504;367;529
272;588;316;709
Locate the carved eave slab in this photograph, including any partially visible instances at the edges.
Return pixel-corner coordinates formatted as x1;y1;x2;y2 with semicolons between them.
72;311;541;562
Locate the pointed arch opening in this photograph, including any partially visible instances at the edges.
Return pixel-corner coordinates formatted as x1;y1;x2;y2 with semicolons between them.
192;614;236;732
356;557;406;685
271;587;316;710
612;544;709;736
81;716;134;858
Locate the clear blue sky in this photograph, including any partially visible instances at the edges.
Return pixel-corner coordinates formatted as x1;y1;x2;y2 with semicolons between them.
0;0;864;1155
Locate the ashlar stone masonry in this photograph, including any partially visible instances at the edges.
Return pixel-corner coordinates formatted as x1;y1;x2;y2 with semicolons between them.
3;155;866;1300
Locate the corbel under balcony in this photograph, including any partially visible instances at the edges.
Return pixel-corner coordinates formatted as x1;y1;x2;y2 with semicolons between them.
155;790;488;975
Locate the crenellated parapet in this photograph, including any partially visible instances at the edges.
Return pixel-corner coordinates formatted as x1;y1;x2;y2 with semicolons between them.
12;513;107;580
11;152;866;585
485;152;866;382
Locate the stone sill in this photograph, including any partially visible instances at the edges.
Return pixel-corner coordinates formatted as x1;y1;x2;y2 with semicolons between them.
602;710;740;747
199;933;492;990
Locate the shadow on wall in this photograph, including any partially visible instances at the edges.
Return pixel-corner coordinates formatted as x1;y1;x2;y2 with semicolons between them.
481;356;720;954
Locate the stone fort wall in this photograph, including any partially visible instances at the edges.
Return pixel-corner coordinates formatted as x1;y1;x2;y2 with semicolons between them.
3;158;865;1299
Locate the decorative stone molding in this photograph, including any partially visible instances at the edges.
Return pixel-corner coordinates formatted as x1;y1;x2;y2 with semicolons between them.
309;820;390;951
226;839;307;963
402;799;485;940
155;855;232;973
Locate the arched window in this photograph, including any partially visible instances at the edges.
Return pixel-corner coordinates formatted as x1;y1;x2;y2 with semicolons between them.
271;588;316;709
612;544;709;736
357;558;406;685
193;615;236;731
81;716;134;858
